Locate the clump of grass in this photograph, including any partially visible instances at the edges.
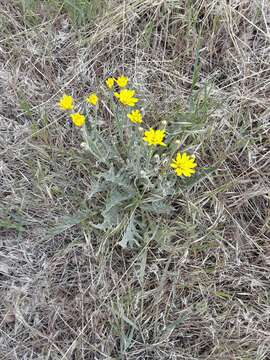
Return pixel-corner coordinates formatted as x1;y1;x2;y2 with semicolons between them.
16;0;108;27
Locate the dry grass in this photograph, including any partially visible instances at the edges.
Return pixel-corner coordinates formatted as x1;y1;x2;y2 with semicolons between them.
0;0;270;359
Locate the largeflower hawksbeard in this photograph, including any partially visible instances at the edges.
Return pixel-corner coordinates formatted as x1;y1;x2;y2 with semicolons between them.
70;113;85;127
106;77;115;89
170;152;197;177
58;94;73;111
116;75;128;88
143;128;166;146
127;109;143;124
86;93;98;106
114;89;139;107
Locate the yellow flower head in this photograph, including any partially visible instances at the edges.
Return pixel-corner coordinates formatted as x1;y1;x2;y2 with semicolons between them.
70;113;85;127
58;94;73;111
116;75;128;88
143;128;166;146
114;89;139;107
86;93;98;106
127;109;143;124
106;77;115;89
170;152;197;177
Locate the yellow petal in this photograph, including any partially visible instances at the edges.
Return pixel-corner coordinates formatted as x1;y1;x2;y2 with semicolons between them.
183;169;192;177
176;168;183;176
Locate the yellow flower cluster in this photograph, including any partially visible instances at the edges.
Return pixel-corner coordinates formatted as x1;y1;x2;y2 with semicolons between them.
105;75;129;90
58;90;99;127
106;75;139;108
57;75;198;177
105;76;142;122
58;94;85;127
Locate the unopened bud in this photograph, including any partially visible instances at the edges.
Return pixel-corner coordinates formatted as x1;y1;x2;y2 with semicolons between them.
140;170;146;177
161;120;167;126
162;157;169;165
138;127;144;132
80;142;87;148
153;154;160;161
175;140;181;145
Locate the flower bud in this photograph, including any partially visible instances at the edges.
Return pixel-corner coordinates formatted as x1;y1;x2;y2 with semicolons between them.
80;142;86;148
153;154;160;162
138;127;144;132
161;120;167;126
162;157;169;165
140;170;146;177
175;140;181;145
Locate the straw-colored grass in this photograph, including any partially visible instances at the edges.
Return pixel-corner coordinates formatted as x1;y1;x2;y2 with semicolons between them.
0;1;269;359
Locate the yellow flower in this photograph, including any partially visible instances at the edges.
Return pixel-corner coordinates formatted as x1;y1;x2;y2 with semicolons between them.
114;89;139;107
143;128;166;146
58;94;73;111
106;77;115;89
116;75;128;88
170;152;197;177
86;93;98;106
127;109;143;124
70;113;85;127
